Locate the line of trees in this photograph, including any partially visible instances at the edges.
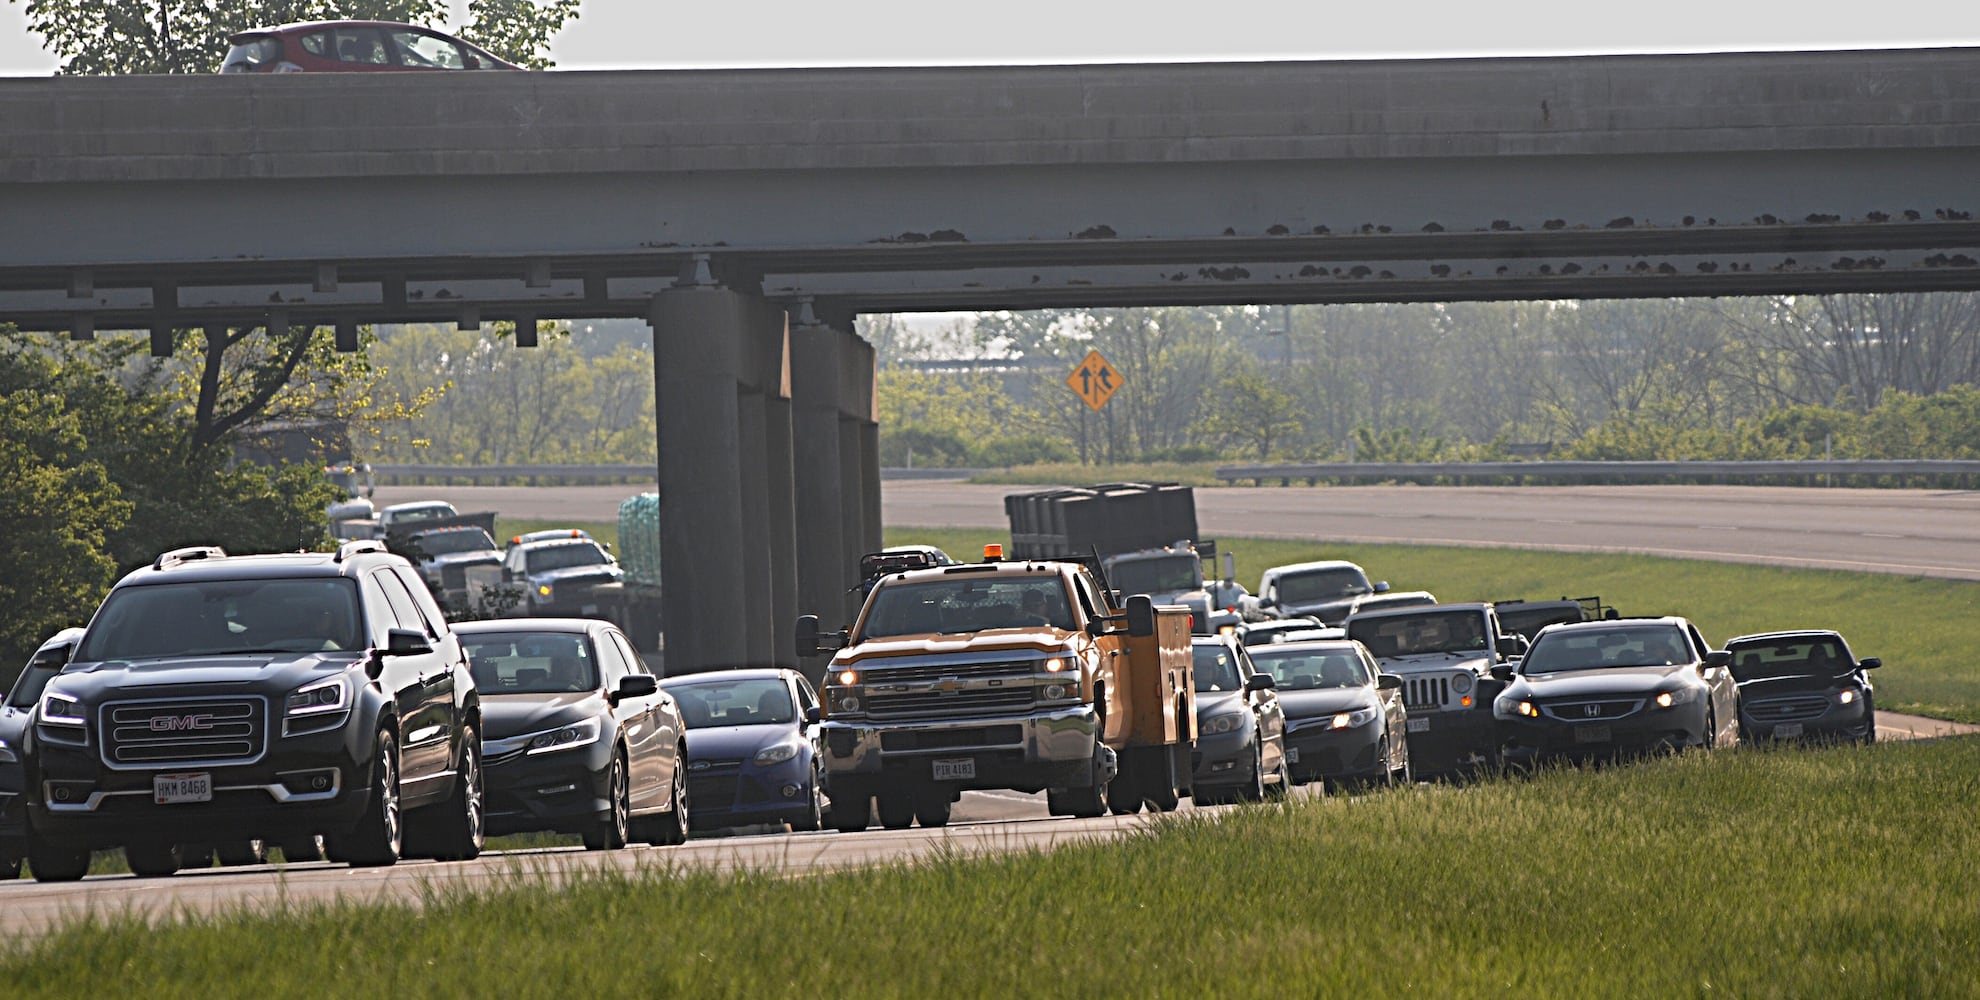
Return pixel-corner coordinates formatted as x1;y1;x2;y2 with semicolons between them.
871;293;1980;467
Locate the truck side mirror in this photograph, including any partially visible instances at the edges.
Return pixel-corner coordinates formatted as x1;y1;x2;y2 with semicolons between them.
1125;595;1157;638
1496;635;1528;658
1221;551;1236;583
1085;619;1110;638
1257;596;1278;610
796;615;822;658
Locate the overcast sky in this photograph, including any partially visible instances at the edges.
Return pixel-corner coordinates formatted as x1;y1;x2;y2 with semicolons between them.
5;0;1980;74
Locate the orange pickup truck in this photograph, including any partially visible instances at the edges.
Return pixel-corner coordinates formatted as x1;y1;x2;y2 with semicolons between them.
796;549;1195;831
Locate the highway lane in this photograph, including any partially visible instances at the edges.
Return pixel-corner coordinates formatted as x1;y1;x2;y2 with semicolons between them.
375;482;1980;582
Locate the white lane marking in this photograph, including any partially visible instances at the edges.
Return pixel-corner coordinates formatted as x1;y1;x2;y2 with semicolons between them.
1862;532;1904;538
1696;524;1740;531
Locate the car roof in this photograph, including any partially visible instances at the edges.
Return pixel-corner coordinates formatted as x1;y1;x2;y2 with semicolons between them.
1540;616;1688;633
452;617;610;636
1348;601;1489;619
113;548;399;587
1261;560;1366;577
660;668;793;684
1246;637;1363;654
1725;630;1845;646
382;500;454;512
513;537;604;551
875;561;1071;586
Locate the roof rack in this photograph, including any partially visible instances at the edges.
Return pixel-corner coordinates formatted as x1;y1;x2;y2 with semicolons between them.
152;546;227;571
335;539;388;563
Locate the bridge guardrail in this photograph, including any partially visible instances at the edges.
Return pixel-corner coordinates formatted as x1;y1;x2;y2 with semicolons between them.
368;464;984;485
1214;459;1980;486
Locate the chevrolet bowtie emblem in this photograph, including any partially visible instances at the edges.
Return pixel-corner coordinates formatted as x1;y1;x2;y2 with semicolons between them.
936;677;962;694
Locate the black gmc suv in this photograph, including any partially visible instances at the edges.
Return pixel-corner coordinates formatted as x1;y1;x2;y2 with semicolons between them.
22;541;483;881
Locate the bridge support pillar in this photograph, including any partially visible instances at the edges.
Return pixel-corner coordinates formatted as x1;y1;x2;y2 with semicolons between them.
789;313;880;680
649;286;795;674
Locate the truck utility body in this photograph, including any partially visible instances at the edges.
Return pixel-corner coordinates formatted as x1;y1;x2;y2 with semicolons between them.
1005;482;1235;633
798;556;1195;828
1344;602;1518;778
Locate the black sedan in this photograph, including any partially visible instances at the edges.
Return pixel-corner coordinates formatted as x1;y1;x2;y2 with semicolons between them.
659;669;826;833
1726;630;1880;745
456;619;687;849
1492;617;1739;766
1247;638;1410;790
1188;635;1289;804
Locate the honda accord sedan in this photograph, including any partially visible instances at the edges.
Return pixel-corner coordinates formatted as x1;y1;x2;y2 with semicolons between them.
1247;637;1410;790
456;619;687;849
1492;617;1738;766
659;668;826;833
1726;630;1879;745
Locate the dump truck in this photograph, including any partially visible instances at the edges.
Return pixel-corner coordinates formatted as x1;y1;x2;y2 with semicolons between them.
797;548;1195;831
1005;482;1238;633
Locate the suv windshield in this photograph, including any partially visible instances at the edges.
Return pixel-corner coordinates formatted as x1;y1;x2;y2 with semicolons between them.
410;529;497;556
463;632;598;693
1277;568;1371;604
1348;610;1487;658
860;577;1074;637
1249;645;1369;690
525;543;610;573
1192;642;1243;692
1108;555;1200;595
663;678;794;728
1523;625;1691;673
78;578;364;660
1730;637;1851;682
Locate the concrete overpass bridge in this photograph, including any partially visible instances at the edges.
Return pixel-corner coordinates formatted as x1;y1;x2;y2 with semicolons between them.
6;46;1980;673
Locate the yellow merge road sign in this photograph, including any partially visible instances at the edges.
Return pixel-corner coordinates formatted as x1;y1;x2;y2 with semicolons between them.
1067;350;1123;411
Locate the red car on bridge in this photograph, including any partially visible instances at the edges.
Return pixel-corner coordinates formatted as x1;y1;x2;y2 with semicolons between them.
218;21;522;74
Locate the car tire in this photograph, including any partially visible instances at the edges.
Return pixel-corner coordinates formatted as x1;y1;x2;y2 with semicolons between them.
424;726;485;861
27;836;89;883
276;836;325;863
177;843;215;870
1108;765;1143;816
829;790;872;834
125;841;182;878
653;754;690;846
1240;742;1266;802
912;790;953;829
584;751;631;851
877;792;915;830
0;853;19;881
215;840;268;866
1863;694;1877;745
1393;734;1415;786
327;729;402;868
790;764;824;833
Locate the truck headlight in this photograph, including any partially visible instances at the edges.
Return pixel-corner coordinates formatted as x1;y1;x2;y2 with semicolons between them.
753;743;800;766
1201;710;1246;735
38;690;85;726
1654;687;1701;709
536;584;553;598
831;690;862;714
286;677;349;716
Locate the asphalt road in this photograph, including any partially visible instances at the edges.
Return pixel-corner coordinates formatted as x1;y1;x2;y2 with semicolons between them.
376;482;1980;581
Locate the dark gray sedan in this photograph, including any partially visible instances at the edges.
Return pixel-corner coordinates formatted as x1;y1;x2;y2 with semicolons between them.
1727;630;1879;745
1188;634;1289;804
1248;638;1410;790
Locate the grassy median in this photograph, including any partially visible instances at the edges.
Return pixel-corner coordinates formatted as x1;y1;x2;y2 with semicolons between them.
889;529;1980;725
4;739;1977;996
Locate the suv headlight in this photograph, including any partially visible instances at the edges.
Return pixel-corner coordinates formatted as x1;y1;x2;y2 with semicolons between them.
1451;673;1475;695
753;743;800;766
1653;687;1701;709
1200;710;1246;735
38;690;85;726
286;677;349;717
523;718;602;755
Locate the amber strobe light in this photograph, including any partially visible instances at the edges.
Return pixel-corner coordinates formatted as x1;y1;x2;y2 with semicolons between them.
983;543;1005;561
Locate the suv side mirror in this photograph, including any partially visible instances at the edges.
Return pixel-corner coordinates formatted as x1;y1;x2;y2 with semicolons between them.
613;674;658;703
384;628;432;657
1244;672;1276;693
1858;656;1882;669
1496;635;1528;658
1373;581;1391;594
1377;673;1403;691
28;643;74;669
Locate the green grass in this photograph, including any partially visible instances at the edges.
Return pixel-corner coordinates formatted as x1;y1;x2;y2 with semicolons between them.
888;528;1980;724
6;741;1979;995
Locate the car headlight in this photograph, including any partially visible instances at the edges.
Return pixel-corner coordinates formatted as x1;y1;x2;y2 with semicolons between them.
1201;710;1247;735
1494;695;1539;720
753;743;800;766
286;677;349;717
522;717;602;755
536;583;553;598
1654;687;1702;709
1837;688;1859;705
1331;707;1381;730
1451;673;1475;695
38;690;85;726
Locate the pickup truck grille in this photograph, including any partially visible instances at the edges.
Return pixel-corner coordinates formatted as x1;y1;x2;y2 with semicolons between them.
101;696;268;770
862;659;1040;719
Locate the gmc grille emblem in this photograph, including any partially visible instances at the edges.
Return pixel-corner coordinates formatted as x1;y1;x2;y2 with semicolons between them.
1584;705;1600;718
149;714;216;732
